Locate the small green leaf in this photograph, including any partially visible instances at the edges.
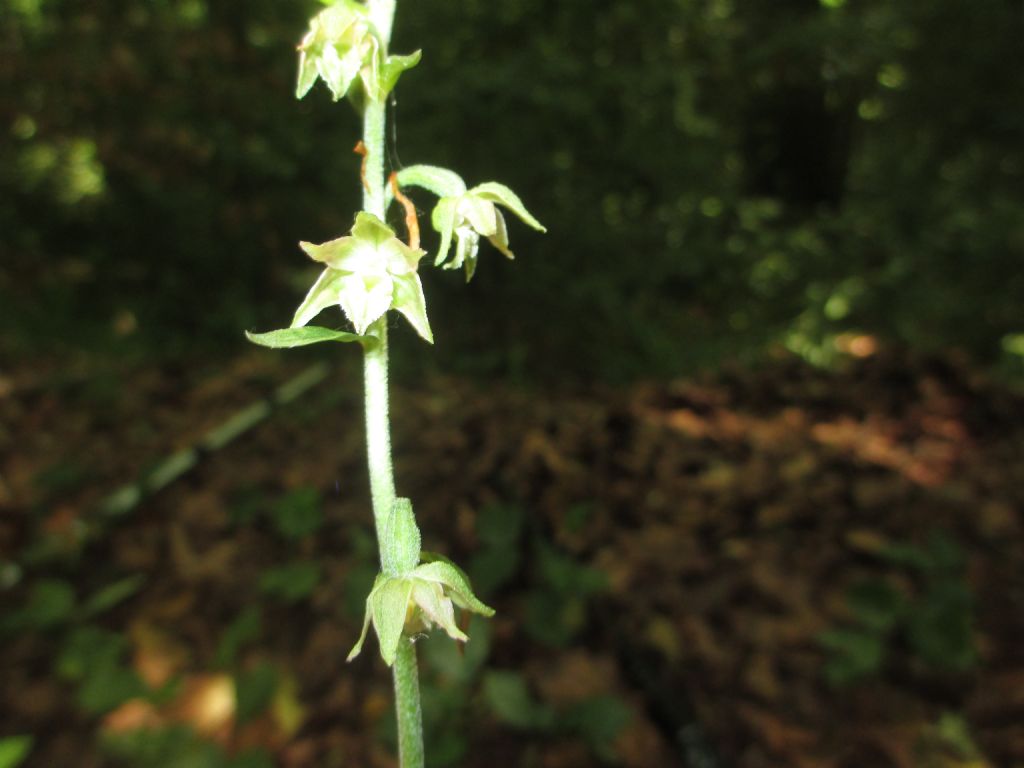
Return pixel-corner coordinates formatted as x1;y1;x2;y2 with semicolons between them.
907;581;976;671
80;575;145;619
21;579;75;629
382;498;421;576
845;578;907;633
564;696;632;760
0;736;32;768
246;326;368;348
235;662;278;725
397;165;467;200
77;664;146;714
477;504;526;547
372;577;414;666
380;50;422;95
57;626;126;682
471;182;546;232
819;628;886;686
468;547;518;597
482;671;555;731
215;606;262;668
258;561;322;603
227;749;276;768
270;487;322;540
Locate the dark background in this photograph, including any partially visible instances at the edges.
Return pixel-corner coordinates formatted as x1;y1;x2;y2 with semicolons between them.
3;0;1021;381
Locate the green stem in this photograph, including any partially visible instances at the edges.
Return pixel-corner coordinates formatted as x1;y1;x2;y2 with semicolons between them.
393;639;425;768
363;317;394;543
359;3;424;767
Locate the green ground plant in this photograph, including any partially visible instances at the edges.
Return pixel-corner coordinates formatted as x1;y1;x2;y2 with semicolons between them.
245;2;544;765
819;530;976;686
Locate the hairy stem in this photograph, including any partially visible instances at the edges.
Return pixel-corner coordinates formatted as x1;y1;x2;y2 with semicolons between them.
363;317;394;543
393;639;425;768
360;3;424;767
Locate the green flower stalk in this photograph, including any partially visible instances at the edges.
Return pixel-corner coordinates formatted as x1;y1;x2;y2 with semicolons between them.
246;1;543;765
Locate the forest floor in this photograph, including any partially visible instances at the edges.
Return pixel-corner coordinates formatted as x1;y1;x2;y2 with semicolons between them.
1;348;1023;768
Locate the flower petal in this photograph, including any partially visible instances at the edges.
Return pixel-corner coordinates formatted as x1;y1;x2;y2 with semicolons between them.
411;580;466;642
486;208;515;260
471;182;546;232
412;558;495;617
431;197;459;267
458;196;498;238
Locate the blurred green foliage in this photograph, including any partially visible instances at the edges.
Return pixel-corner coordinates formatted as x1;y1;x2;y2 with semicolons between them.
1;0;1021;378
0;736;33;768
102;726;273;768
820;530;977;686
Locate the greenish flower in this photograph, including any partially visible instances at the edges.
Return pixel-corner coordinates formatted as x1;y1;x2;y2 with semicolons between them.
292;212;432;342
296;1;380;101
432;182;546;281
348;498;494;666
347;557;495;666
295;1;421;103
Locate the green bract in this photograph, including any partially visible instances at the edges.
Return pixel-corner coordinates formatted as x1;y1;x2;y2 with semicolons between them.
431;182;546;281
292;212;432;342
347;501;495;667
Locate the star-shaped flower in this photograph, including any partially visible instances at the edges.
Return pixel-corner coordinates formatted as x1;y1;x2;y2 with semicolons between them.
292;212;432;342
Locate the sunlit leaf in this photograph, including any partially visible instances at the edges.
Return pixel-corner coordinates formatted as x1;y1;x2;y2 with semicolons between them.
380;50;422;96
0;736;32;768
245;326;369;348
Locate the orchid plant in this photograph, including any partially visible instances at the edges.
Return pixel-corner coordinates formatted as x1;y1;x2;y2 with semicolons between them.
246;1;544;765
